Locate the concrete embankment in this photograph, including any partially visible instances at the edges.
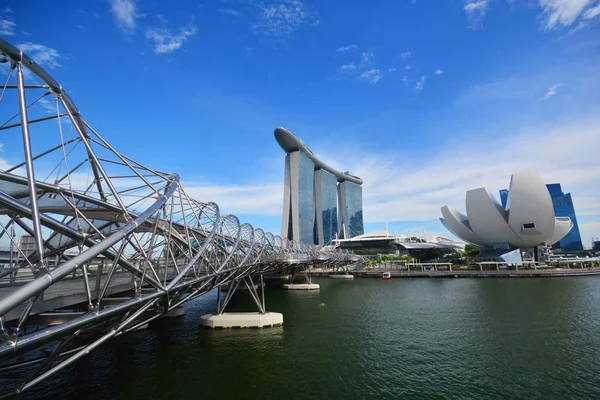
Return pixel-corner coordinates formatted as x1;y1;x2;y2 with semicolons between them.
310;268;600;279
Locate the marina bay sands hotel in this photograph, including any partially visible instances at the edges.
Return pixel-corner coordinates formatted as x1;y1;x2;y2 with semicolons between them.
275;128;364;246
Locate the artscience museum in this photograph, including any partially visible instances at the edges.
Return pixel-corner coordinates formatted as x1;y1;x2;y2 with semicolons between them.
440;172;573;261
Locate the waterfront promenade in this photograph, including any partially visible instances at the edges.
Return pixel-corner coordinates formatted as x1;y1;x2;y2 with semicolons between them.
311;267;600;278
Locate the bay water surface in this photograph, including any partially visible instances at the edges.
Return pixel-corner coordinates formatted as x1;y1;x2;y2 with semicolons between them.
20;276;600;399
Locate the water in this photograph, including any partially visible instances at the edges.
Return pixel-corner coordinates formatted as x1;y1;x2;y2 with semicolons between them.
13;276;600;399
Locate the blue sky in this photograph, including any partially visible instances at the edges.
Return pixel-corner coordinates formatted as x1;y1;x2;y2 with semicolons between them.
1;0;600;247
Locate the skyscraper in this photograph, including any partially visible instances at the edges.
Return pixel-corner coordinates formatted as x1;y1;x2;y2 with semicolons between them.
314;169;338;245
281;150;316;244
545;183;583;252
338;180;364;239
276;127;364;245
499;183;583;252
499;189;509;211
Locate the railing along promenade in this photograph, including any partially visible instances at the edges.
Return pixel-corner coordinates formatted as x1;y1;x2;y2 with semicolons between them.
311;266;600;278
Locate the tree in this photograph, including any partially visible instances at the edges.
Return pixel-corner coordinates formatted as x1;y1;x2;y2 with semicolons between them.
419;248;442;261
464;244;480;263
445;250;461;260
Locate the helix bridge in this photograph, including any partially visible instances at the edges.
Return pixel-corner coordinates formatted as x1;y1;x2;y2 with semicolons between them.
0;37;361;396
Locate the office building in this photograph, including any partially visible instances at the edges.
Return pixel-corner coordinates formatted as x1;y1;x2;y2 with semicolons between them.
545;183;583;252
276;127;364;245
338;180;363;239
314;169;338;246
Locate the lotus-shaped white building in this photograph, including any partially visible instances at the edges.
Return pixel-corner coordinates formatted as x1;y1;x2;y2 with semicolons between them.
440;172;573;251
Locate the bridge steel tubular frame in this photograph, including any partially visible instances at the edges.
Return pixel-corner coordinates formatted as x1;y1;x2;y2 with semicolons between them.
0;37;363;395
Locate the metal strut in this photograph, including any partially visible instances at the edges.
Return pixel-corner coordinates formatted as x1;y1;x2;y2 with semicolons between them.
0;37;364;396
214;274;269;315
16;62;45;267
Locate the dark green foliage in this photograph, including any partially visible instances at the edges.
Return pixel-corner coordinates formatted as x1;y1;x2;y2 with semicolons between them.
419;248;443;261
464;244;480;258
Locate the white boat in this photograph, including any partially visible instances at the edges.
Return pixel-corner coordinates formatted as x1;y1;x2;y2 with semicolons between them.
382;272;391;280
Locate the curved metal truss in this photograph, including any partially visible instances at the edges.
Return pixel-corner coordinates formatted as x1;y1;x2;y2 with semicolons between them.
0;38;361;395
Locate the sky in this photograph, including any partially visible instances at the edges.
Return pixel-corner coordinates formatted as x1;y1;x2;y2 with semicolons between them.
1;0;600;247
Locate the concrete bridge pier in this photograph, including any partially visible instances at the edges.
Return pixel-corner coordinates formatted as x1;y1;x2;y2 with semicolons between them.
162;306;186;318
329;265;354;280
283;265;320;290
199;275;283;329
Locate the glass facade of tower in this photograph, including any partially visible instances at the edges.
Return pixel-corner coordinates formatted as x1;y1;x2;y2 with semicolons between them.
279;129;364;247
499;184;583;252
344;181;364;238
297;151;315;244
499;189;509;210
319;170;338;245
546;183;583;252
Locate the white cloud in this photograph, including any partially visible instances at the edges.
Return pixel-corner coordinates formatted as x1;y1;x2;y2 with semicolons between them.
464;0;488;12
0;158;14;173
359;51;374;68
184;183;284;216
109;0;142;34
538;0;597;29
338;51;389;85
464;0;488;29
0;18;16;36
456;76;532;104
399;50;411;59
312;118;600;242
360;69;384;84
219;8;242;17
17;43;62;68
149;118;600;243
253;0;317;37
434;68;444;75
144;19;197;54
569;21;587;33
38;97;58;114
217;0;318;37
414;75;426;92
337;44;357;52
584;4;600;19
401;75;409;86
541;83;562;100
404;64;413;70
1;7;14;14
454;0;600;32
538;0;600;32
579;220;600;241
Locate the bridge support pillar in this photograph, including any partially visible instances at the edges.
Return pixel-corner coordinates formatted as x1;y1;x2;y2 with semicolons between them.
282;283;320;290
162;306;185;318
199;312;283;329
328;274;354;280
283;265;320;290
200;275;283;329
328;264;353;279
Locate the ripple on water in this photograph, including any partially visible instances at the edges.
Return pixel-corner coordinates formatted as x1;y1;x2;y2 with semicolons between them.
9;276;600;400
